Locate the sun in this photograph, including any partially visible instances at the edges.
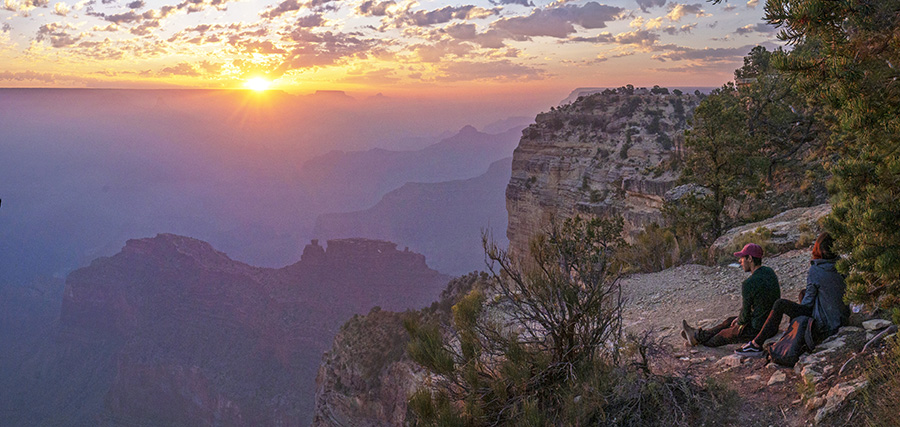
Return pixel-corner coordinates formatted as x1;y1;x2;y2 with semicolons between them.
245;77;271;92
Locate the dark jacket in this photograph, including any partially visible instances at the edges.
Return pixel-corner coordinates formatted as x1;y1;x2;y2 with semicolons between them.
738;266;781;333
801;258;850;337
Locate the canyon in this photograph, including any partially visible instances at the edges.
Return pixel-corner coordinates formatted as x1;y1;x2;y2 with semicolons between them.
2;234;447;425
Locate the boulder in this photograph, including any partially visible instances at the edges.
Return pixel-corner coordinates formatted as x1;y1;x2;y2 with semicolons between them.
709;204;831;263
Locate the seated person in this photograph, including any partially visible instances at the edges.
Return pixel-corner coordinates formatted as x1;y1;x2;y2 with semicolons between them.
682;243;781;347
735;233;849;356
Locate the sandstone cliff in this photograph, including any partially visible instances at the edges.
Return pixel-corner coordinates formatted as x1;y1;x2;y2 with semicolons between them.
506;86;701;256
8;234;448;426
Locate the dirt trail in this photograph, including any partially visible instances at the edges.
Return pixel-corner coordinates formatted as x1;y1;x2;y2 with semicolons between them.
621;249;821;426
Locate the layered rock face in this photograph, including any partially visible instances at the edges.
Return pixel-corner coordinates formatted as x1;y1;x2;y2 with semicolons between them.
506;87;701;256
36;234;448;426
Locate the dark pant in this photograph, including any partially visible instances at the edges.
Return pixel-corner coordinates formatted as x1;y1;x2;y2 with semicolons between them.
752;298;813;345
697;316;758;347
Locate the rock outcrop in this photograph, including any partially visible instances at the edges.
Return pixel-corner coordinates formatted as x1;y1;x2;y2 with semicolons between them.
708;204;831;263
14;234;448;426
312;273;485;426
506;86;701;256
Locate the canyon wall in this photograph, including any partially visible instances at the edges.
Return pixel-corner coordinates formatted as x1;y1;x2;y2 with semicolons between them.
506;87;701;257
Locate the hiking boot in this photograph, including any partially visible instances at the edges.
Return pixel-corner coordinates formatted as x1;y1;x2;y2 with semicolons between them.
682;320;699;346
734;341;764;357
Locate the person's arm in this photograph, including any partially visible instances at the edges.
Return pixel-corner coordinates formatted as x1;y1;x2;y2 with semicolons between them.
737;279;752;325
801;269;818;307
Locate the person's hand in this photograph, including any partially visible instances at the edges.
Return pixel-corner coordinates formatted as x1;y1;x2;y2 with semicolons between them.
731;318;739;328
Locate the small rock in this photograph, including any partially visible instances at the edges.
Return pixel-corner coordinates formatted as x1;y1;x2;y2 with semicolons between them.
746;374;761;381
767;371;786;386
766;363;778;369
690;349;699;354
806;396;825;411
862;319;892;331
800;365;823;384
715;354;744;369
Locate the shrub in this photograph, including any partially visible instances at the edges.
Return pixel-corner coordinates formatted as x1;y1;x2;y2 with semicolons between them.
618;223;680;273
858;336;900;426
717;227;779;265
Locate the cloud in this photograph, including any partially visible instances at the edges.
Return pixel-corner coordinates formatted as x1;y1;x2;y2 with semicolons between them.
260;0;335;18
177;0;237;13
746;0;758;8
393;5;500;28
0;70;66;82
296;13;325;27
492;2;625;39
36;21;83;47
645;16;663;29
157;60;222;76
159;62;201;76
3;0;50;13
126;0;143;8
340;67;401;85
613;29;658;47
488;0;533;6
2;23;11;32
356;0;394;16
411;39;474;62
259;0;300;19
274;29;378;75
635;0;665;13
434;59;545;81
665;3;709;21
51;1;67;15
663;23;696;34
734;22;775;35
651;44;750;62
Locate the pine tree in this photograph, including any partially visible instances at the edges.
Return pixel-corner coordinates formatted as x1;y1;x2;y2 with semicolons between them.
763;0;900;311
679;83;767;239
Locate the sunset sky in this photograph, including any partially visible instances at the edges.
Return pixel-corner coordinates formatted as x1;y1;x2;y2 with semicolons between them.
1;0;780;97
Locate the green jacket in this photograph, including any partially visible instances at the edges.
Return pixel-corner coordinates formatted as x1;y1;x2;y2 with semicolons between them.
738;265;781;332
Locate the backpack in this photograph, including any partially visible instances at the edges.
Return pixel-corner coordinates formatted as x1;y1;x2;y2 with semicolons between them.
767;315;816;367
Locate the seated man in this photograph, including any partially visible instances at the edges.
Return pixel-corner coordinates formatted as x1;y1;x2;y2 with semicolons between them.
682;243;781;347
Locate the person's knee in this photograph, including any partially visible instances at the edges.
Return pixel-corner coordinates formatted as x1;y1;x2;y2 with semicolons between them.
773;298;791;310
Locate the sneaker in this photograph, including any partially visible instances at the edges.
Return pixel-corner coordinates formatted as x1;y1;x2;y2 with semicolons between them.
734;341;764;357
682;320;699;346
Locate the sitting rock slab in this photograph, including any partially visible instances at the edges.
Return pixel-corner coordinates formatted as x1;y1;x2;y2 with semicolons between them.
862;319;893;332
709;204;830;262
